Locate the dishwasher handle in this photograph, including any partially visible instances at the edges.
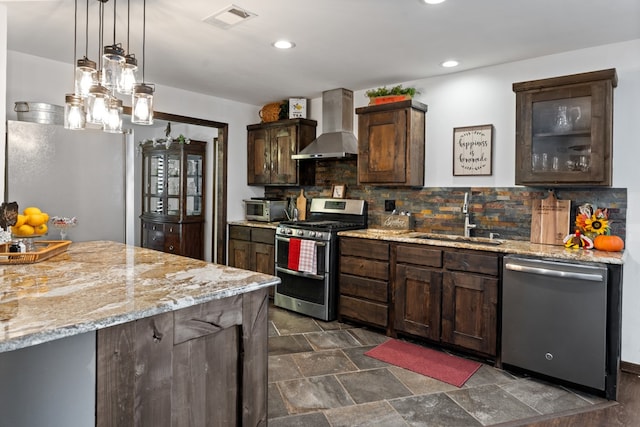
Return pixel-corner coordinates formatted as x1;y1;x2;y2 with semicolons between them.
504;262;605;282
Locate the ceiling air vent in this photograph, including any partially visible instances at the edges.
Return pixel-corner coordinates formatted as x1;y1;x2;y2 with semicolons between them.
203;4;257;29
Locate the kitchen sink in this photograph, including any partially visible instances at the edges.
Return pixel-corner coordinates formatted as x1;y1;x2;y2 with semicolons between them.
409;233;504;246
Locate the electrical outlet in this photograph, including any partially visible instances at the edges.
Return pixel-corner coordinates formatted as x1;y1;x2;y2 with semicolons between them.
384;200;396;212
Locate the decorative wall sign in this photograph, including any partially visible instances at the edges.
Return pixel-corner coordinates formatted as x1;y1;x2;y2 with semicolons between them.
332;184;346;199
453;124;493;176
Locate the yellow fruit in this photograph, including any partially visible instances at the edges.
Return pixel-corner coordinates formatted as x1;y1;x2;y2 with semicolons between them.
23;207;42;216
15;214;27;227
35;224;48;235
17;224;35;236
41;212;49;222
11;225;20;235
27;213;46;227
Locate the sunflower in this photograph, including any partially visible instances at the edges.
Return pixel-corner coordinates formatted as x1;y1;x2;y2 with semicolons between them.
584;215;609;235
575;213;589;231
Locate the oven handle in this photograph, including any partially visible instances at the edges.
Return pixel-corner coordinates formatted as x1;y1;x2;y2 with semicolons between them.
275;266;325;281
276;236;327;247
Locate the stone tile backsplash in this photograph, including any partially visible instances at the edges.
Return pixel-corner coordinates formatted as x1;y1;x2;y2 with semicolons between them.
265;160;627;241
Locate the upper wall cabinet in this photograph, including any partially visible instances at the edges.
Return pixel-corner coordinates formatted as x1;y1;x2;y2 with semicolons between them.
356;100;427;186
247;119;317;186
513;69;617;187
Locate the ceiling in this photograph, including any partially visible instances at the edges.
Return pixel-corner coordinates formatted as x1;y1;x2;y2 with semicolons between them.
4;0;640;106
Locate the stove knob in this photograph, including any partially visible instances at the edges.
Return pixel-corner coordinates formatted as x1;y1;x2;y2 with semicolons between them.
287;229;293;235
296;230;304;236
309;231;316;237
316;232;323;240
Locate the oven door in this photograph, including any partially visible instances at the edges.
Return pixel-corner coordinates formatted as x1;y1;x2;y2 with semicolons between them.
274;235;334;320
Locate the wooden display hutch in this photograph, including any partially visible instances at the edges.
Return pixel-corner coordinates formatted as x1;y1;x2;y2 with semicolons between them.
140;140;206;259
513;68;617;186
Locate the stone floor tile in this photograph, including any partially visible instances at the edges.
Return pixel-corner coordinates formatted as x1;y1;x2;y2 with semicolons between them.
446;383;540;425
269;334;314;356
336;368;413;404
268;383;289;419
292;349;358;377
268;411;331;427
342;345;390;370
390;393;482;427
324;400;408;427
347;327;389;346
304;329;361;350
500;378;592;414
269;354;303;383
270;307;323;335
315;318;350;331
278;376;355;414
463;364;518;388
269;320;279;337
388;366;460;395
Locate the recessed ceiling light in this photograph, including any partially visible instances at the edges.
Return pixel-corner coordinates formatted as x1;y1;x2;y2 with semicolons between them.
423;0;446;4
272;40;296;49
441;60;459;68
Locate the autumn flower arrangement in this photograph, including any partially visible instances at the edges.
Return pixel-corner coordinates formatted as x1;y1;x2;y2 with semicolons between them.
564;204;615;249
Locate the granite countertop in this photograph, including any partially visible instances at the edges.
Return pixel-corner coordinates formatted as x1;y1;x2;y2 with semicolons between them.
339;229;625;265
0;241;280;353
228;220;279;229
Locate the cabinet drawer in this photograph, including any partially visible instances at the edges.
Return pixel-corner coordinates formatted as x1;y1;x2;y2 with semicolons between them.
174;296;243;345
340;256;389;281
395;244;442;267
165;223;180;235
339;295;387;328
164;235;180;254
340;274;388;303
340;238;389;261
444;251;499;276
145;230;165;251
252;228;275;244
229;225;251;241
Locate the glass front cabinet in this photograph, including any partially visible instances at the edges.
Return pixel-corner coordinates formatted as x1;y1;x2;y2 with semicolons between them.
513;69;617;186
141;140;206;259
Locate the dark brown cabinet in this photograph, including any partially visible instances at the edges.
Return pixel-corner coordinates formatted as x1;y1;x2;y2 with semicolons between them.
140;140;206;259
513;68;617;186
355;100;427;186
96;288;269;427
247;119;317;185
393;243;499;357
228;225;275;275
338;237;390;330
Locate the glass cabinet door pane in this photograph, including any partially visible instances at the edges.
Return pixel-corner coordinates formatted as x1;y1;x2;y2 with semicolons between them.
186;154;203;216
531;96;591;173
167;197;180;216
167;155;181;196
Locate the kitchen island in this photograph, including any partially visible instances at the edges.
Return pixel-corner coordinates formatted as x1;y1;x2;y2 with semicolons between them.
0;241;279;427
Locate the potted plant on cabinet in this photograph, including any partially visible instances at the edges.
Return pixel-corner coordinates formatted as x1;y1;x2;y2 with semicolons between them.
365;85;418;105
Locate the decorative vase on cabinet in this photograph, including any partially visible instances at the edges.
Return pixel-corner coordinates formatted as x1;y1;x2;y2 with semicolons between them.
140;140;206;259
513;68;617;186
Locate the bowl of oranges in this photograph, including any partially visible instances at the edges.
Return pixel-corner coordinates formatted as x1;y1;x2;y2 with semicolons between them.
11;206;49;237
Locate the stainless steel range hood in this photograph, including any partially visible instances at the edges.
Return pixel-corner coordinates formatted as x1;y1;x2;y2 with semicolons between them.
292;88;358;160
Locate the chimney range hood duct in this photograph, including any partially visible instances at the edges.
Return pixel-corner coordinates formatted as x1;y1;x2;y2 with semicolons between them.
292;88;358;160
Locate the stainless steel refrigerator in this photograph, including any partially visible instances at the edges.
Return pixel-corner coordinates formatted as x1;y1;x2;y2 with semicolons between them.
5;120;127;243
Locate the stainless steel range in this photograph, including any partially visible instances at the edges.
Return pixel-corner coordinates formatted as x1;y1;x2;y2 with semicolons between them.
274;198;367;321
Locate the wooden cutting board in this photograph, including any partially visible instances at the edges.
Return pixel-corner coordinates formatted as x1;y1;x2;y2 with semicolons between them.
296;189;307;221
530;191;571;245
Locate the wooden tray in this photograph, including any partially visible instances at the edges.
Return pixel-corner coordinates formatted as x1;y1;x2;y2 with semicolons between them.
530;191;571;245
0;240;71;264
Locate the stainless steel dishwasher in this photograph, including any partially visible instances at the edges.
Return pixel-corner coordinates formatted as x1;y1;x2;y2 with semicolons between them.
502;255;608;391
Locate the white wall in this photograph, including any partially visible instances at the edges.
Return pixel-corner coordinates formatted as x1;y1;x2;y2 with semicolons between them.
0;5;7;196
349;39;640;364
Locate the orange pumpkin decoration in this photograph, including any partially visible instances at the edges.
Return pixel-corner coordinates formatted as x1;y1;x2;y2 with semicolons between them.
593;235;624;252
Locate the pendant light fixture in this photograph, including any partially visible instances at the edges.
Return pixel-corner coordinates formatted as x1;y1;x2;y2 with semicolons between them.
65;0;87;130
117;0;138;95
132;0;154;125
87;0;110;126
101;0;125;90
74;0;97;98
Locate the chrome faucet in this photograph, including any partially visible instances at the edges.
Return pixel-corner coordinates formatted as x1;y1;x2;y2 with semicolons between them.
462;192;476;238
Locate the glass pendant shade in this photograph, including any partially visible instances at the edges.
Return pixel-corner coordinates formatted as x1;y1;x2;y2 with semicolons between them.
103;97;123;133
64;94;86;130
132;83;154;125
117;54;138;95
86;83;109;125
101;44;125;90
75;57;97;98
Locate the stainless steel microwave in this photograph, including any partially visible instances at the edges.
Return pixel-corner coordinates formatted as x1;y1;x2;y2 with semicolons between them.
243;199;288;222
